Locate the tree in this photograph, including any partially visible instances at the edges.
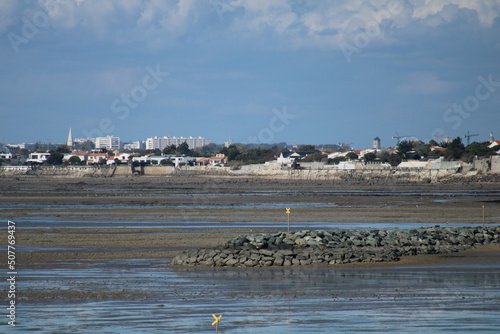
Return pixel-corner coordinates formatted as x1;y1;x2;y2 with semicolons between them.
444;137;465;160
461;141;496;163
397;140;413;158
345;152;358;160
56;145;71;154
177;142;192;155
416;145;430;160
298;145;316;152
376;149;391;163
46;152;63;165
220;145;241;161
388;154;402;167
327;157;345;165
163;144;177;155
199;143;219;156
302;152;327;162
430;149;444;159
363;152;376;163
68;156;82;165
465;142;495;157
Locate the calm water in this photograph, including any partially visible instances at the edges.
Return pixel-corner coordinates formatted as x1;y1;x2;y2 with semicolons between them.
6;190;500;333
16;259;500;333
10;216;477;230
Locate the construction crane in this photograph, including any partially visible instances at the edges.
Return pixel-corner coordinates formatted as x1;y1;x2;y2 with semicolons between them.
392;133;415;145
463;131;479;146
392;133;402;145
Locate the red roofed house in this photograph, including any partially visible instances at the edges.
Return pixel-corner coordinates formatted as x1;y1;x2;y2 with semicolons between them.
489;141;500;154
488;140;500;149
196;154;227;166
106;153;138;165
87;153;109;165
430;146;447;152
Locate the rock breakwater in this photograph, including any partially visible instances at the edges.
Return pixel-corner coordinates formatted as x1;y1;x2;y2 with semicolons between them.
171;226;500;267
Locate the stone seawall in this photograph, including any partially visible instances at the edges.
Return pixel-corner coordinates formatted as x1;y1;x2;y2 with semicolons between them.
171;226;500;267
0;165;116;177
2;164;499;182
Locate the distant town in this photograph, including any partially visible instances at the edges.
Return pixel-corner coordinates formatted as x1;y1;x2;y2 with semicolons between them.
1;128;499;170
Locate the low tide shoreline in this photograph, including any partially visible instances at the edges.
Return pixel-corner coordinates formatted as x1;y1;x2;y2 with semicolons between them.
2;176;499;271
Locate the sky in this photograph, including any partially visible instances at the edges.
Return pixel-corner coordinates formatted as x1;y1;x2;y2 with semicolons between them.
1;0;500;149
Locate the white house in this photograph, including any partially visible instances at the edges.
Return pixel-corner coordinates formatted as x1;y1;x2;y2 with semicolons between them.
132;156;152;164
277;151;313;166
27;152;51;164
489;140;500;148
196;154;227;166
328;150;362;159
106;153;136;164
63;151;89;163
488;140;500;154
0;153;13;160
327;152;341;159
170;156;197;167
87;153;109;165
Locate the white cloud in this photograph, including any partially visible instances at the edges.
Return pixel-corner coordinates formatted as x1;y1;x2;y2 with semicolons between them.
3;0;499;50
412;0;500;26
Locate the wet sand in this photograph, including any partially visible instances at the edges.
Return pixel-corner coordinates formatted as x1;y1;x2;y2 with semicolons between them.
4;176;499;332
1;176;499;268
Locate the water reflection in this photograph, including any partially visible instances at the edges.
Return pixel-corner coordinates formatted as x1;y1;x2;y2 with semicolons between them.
18;259;500;333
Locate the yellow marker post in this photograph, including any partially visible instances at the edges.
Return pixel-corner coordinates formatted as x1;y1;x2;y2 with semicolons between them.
212;314;222;333
285;208;291;232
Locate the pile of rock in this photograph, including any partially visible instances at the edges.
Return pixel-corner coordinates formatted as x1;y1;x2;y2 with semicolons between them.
171;226;500;267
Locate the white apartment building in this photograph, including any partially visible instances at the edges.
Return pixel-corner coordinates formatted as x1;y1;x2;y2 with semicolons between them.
95;136;121;150
145;136;210;150
123;141;145;151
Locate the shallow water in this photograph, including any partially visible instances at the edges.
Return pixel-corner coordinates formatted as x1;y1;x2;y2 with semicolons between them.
17;258;500;333
11;216;474;230
7;189;500;333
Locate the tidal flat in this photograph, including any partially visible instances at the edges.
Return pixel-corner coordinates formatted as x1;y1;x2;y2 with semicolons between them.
1;176;500;333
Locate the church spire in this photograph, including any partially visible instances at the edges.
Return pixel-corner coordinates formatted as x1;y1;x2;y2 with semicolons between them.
67;127;74;149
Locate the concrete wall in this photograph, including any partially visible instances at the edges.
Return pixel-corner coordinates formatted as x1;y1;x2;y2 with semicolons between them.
490;156;500;173
473;157;490;174
2;156;499;178
0;165;115;177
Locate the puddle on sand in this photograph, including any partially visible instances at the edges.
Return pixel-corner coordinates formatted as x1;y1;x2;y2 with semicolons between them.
17;258;500;333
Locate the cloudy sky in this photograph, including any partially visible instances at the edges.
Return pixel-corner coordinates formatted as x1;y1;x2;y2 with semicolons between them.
1;0;499;148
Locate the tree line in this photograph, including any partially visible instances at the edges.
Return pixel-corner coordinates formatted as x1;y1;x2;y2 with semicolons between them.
2;138;496;167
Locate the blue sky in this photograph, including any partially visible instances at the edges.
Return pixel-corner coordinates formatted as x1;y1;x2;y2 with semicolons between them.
1;0;499;149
